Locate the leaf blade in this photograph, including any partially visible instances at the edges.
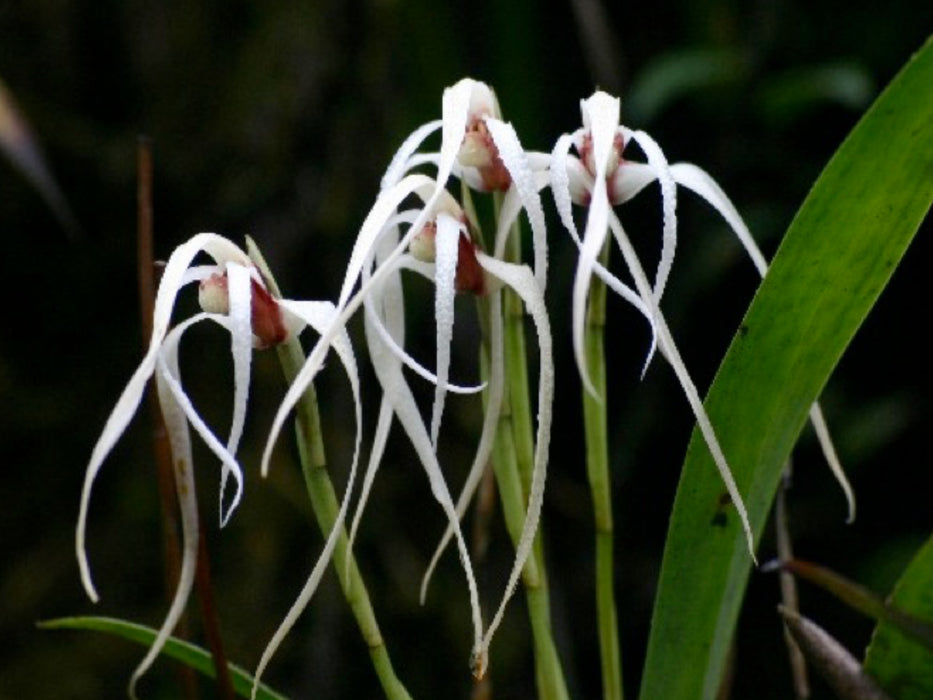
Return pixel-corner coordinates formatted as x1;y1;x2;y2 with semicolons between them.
639;36;933;700
39;616;289;700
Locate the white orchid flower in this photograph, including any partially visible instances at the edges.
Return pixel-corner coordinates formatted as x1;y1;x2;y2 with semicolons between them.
76;233;363;698
76;234;281;695
550;92;764;558
552;90;854;527
260;78;553;678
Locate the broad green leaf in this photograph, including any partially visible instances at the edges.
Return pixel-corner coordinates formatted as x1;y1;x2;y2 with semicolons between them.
864;536;933;700
39;616;289;700
639;36;933;700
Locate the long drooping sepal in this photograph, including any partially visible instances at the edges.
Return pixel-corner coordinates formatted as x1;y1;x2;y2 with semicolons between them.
620;127;678;303
572;93;620;398
670;162;855;520
473;253;554;671
77;233;249;602
364;288;486;669
124;346;201;700
219;262;253;526
430;214;462;446
484;117;549;288
421;289;506;603
607;210;756;560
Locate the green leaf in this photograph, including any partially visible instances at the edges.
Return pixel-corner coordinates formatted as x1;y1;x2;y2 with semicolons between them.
864;536;933;700
638;36;933;700
39;616;289;700
625;48;749;123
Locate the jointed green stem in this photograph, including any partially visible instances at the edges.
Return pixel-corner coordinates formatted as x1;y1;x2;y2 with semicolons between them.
478;195;570;700
248;239;412;700
582;240;623;700
478;300;567;700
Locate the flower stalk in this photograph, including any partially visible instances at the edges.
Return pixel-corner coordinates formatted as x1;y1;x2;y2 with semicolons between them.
495;199;570;700
582;238;623;700
246;238;413;700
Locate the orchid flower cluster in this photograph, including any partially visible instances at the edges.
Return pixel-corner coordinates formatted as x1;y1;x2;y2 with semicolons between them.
78;77;853;698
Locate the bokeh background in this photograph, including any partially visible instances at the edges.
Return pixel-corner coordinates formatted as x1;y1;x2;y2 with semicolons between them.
1;2;930;699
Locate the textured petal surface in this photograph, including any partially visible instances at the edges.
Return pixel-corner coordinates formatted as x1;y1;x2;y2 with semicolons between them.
622;127;678;302
364;294;485;660
572;94;619;397
474;253;554;661
430;214;461;446
485;117;549;287
77;233;247;601
220;262;253;525
125;366;201;700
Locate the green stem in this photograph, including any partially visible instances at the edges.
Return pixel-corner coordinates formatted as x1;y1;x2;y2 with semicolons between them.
479;192;570;700
247;238;412;700
582;240;623;700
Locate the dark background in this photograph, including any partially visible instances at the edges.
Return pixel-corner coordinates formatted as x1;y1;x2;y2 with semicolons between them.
1;2;930;699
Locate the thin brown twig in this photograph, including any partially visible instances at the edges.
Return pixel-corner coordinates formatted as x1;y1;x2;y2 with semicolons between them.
776;461;810;699
137;136;199;700
196;528;235;700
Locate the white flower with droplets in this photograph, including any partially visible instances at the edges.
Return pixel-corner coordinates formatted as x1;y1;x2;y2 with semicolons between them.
77;233;362;699
551;91;854;560
551;92;763;558
258;77;553;681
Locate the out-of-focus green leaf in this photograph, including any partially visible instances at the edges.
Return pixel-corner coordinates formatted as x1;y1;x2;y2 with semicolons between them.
0;76;78;236
39;616;289;700
864;536;933;700
638;37;933;700
757;63;875;125
625;48;749;123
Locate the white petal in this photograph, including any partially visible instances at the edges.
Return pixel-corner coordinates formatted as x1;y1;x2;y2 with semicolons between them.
430;214;461;446
336;173;436;309
571;96;621;398
421;288;505;602
610;161;658;204
158;314;245;522
582;92;621;178
126;369;201;700
262;177;456;477
181;264;221;286
669;162;769;276
439;80;474;190
347;393;394;568
607;210;756;560
549;131;584;242
77;233;242;602
809;404;856;522
473;253;554;663
364;297;485;659
668;163;854;516
573;175;612;398
251;299;363;700
484;117;549;288
347;229;407;564
381;119;443;189
368;252;485;394
220;262;252;525
623;128;678;303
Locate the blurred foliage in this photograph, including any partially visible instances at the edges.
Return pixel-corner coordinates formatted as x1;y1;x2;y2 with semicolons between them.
1;2;930;700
